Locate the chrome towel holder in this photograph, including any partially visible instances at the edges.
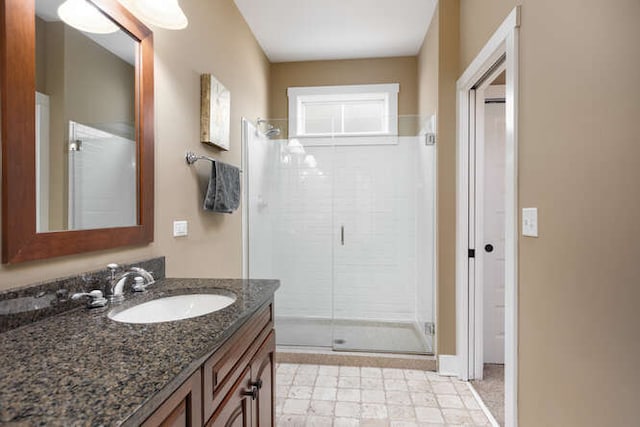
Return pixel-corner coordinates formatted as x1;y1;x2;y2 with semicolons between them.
185;151;243;172
185;151;214;165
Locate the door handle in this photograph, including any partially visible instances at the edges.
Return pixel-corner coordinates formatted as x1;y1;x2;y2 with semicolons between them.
484;244;494;253
341;225;344;246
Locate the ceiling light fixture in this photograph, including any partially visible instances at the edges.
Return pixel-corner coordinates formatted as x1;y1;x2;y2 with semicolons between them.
129;0;188;30
57;0;119;34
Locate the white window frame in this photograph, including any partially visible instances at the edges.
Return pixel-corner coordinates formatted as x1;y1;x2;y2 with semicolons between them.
287;84;399;138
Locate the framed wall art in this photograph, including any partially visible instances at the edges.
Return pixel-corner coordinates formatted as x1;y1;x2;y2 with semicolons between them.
200;74;231;150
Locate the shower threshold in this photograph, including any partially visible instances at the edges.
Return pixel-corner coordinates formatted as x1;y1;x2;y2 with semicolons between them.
276;345;436;370
275;317;433;356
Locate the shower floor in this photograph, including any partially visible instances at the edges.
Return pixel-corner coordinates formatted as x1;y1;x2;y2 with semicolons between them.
275;317;432;355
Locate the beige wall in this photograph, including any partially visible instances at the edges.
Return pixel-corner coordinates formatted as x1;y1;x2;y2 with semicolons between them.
417;7;438;121
417;1;459;355
35;17;46;93
148;0;269;279
0;0;269;290
459;0;640;425
269;56;419;121
435;0;459;356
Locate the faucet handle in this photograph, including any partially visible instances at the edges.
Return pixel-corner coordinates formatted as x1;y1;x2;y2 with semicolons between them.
72;290;108;308
132;277;147;292
130;267;155;286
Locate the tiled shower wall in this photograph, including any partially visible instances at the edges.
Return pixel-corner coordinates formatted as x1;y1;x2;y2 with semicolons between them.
248;135;436;328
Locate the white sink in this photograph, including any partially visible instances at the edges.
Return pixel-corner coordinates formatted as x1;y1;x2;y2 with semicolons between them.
108;293;236;324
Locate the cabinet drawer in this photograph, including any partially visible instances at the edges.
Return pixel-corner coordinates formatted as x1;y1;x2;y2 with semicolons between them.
142;370;202;427
203;303;272;422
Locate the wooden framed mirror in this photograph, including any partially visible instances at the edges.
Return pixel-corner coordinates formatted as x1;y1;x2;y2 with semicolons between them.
1;0;154;264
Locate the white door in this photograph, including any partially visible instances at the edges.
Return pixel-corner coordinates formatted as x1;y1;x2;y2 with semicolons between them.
482;86;506;364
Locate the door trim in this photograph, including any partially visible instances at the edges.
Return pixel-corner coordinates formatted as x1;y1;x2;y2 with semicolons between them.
455;6;520;426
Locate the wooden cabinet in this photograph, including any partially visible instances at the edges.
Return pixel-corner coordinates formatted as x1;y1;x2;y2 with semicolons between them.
206;368;253;427
250;331;275;427
141;370;202;427
143;303;274;427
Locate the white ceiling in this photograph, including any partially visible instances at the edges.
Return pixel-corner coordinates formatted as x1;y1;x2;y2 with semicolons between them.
233;0;437;63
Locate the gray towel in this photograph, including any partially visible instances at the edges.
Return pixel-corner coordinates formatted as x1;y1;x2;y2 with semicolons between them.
204;161;240;213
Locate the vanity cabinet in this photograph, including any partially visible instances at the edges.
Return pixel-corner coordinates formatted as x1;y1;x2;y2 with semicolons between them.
206;367;253;427
143;303;275;427
206;333;275;427
141;371;202;427
249;332;275;427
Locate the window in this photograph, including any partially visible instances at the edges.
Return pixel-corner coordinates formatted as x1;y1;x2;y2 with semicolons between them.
288;84;399;138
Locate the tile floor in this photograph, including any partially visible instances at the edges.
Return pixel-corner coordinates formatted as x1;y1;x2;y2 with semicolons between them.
276;363;492;426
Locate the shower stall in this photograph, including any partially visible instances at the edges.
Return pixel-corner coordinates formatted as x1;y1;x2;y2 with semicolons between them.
243;116;436;355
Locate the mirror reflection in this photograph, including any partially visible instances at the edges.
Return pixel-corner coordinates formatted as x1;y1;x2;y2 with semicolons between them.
35;0;138;232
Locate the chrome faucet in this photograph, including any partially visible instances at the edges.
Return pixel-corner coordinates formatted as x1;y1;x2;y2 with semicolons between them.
71;290;108;308
106;264;155;302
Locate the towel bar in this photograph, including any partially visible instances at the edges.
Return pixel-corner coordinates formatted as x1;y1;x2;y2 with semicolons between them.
185;151;243;172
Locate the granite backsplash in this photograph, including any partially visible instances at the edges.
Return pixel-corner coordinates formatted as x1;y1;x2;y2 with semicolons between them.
0;256;165;333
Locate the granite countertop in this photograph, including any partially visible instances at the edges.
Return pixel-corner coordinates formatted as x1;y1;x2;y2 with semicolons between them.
0;278;279;426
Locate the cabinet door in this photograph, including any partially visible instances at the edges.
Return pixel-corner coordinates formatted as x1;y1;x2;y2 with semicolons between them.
203;304;273;422
206;367;253;427
250;331;276;427
142;370;202;427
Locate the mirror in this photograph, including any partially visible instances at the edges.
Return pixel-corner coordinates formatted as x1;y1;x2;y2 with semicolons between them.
1;0;154;263
35;0;138;232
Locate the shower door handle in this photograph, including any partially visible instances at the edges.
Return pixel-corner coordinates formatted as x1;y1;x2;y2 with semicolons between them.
341;226;344;246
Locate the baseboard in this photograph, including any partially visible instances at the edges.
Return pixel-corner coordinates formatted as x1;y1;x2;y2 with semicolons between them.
438;354;459;376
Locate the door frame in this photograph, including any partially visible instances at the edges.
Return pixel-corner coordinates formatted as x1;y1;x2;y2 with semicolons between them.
455;6;520;426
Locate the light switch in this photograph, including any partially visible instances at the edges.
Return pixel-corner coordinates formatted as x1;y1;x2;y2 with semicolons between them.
173;220;188;237
522;208;538;237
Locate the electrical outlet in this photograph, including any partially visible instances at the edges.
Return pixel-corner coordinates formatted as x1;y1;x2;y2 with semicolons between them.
173;220;188;237
522;208;538;237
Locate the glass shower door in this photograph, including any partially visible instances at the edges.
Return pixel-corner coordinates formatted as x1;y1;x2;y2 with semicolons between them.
331;136;432;354
274;140;336;347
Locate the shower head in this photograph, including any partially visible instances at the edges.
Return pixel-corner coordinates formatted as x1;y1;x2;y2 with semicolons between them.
256;118;281;138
